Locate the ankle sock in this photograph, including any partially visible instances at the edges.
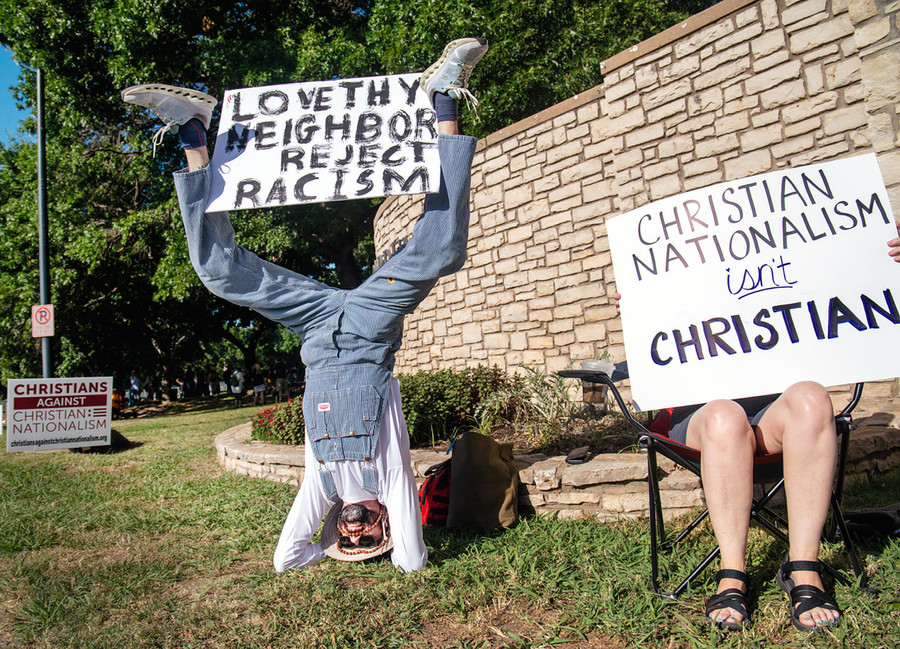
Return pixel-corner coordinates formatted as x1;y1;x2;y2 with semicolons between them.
177;117;207;150
434;93;459;123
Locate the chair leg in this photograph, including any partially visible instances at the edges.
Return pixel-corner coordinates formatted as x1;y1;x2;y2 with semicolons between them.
647;449;667;546
647;448;664;595
647;444;714;598
750;480;789;545
672;546;720;599
830;494;869;590
825;428;852;541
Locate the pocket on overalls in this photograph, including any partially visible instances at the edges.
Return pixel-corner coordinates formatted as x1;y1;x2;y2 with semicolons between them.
304;385;382;443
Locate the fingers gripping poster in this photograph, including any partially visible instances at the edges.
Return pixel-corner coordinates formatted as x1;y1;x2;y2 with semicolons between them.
205;73;440;212
607;153;900;411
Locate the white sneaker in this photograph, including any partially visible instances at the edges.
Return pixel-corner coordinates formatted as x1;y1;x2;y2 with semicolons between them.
420;38;488;107
121;84;217;154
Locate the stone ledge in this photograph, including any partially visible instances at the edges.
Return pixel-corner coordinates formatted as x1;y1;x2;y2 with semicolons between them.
214;421;900;521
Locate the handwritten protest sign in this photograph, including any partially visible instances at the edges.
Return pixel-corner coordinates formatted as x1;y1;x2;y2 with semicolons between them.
206;73;440;212
607;153;900;411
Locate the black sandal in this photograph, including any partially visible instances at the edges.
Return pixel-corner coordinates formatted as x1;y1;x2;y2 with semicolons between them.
776;559;842;632
704;569;751;631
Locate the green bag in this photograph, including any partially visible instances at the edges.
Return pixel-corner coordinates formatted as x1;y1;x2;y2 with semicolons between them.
446;431;519;530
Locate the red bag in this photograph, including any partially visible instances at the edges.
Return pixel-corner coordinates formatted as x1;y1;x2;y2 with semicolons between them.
648;407;675;436
418;459;451;526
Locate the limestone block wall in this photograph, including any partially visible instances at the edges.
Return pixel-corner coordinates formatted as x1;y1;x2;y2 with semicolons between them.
373;0;900;408
215;417;900;520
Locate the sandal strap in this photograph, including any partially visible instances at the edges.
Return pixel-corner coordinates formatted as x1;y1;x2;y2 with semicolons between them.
705;589;750;618
790;584;841;618
781;560;823;576
714;569;750;584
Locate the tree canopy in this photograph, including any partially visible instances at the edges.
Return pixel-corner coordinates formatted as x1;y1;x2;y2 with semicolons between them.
0;0;716;388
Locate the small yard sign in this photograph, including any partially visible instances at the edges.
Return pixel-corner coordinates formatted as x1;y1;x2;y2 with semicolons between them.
6;377;112;452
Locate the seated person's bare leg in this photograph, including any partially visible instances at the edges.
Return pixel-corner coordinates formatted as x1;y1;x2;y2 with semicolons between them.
755;381;839;629
685;401;756;626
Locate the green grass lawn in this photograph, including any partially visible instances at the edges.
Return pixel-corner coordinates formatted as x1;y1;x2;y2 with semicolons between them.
1;397;898;648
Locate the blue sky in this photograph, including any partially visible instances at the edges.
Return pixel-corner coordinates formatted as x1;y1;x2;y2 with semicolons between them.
0;46;30;145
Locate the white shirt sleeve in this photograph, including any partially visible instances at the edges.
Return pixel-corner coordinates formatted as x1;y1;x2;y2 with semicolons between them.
376;378;427;572
272;441;332;572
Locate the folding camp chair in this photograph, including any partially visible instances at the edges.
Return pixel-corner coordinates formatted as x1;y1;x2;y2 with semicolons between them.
558;366;868;599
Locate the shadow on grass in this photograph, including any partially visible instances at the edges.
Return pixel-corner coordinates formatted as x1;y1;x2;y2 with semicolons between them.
423;525;512;565
68;429;143;454
120;394;254;419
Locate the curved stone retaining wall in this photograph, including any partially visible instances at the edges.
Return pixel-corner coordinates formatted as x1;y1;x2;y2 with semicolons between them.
216;415;900;520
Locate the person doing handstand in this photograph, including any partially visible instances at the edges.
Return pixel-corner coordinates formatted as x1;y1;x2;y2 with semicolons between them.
122;38;489;571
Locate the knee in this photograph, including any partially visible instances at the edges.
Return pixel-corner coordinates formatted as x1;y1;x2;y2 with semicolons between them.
435;247;467;276
782;382;834;428
196;267;230;298
694;400;754;448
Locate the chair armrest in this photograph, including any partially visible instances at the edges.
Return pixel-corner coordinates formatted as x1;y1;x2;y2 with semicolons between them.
557;361;629;383
557;364;650;435
837;383;864;420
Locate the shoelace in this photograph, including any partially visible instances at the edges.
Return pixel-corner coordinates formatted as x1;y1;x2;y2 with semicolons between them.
446;64;480;113
150;121;180;157
453;86;479;113
150;120;186;158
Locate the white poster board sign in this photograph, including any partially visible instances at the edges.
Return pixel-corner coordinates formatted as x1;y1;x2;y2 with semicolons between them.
607;153;900;411
6;377;112;452
206;73;440;212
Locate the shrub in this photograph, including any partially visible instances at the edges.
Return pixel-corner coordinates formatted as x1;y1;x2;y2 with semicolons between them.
249;364;590;451
250;397;305;445
476;364;587;449
398;365;518;447
252;366;518;446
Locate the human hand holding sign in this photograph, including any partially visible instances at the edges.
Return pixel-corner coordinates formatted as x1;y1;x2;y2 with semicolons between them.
889;220;900;263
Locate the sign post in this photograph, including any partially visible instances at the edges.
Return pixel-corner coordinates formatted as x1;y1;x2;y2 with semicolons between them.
36;67;53;378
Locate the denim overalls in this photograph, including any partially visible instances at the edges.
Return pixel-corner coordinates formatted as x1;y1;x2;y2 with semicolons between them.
175;134;478;497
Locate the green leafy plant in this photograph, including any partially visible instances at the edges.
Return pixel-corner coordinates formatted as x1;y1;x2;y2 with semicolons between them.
251;397;305;445
252;365;517;446
250;363;625;453
398;365;515;446
476;364;588;449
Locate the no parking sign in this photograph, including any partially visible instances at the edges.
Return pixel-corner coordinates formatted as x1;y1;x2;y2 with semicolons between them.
31;304;54;338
